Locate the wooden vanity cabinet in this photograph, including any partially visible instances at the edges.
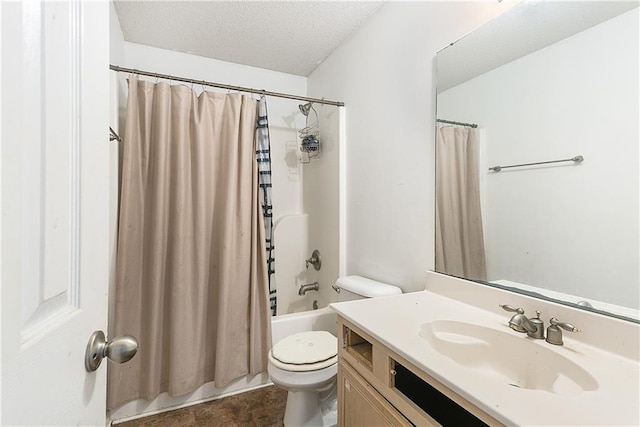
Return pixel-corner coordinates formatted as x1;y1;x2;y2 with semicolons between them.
338;360;412;427
337;316;503;427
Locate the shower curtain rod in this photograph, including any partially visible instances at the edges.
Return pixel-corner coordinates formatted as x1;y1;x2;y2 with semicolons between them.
110;65;345;107
437;119;478;128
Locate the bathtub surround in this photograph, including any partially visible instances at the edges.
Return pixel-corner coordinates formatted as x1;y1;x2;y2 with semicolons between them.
435;126;486;281
108;76;271;409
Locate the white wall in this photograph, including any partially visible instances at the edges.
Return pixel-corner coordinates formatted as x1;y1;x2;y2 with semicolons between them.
438;9;639;308
307;1;513;293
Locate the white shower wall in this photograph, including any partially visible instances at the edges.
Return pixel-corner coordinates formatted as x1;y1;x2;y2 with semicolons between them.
302;104;344;309
273;103;344;314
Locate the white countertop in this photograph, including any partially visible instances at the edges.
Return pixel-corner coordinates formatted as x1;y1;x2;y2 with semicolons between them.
330;289;640;426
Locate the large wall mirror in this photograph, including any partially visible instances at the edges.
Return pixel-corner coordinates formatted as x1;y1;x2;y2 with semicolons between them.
435;1;639;322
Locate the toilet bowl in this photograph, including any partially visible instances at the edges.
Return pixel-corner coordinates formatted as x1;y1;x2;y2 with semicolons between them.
269;276;402;427
268;331;338;427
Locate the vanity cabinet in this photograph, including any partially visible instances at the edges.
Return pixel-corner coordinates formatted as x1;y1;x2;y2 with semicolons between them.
339;360;412;427
337;316;503;427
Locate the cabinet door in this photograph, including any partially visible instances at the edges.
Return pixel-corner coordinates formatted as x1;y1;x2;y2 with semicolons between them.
339;361;412;427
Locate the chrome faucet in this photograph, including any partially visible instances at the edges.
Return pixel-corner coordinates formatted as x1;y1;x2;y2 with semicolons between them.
299;282;319;296
499;305;543;339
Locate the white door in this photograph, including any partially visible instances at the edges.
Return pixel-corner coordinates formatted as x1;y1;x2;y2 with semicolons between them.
1;1;110;425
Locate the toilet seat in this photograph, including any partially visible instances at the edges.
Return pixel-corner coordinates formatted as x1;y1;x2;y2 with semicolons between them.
269;331;337;372
269;352;338;372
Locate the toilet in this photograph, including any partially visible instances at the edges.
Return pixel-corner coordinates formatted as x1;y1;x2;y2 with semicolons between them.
268;275;402;427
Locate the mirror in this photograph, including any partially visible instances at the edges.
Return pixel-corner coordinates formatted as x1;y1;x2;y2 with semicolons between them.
435;1;639;322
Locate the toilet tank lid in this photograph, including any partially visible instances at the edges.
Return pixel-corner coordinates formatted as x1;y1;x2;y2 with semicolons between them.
336;275;402;298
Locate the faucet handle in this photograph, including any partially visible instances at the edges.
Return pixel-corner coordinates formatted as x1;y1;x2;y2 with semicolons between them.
305;249;322;271
546;317;580;345
499;304;524;314
549;317;580;333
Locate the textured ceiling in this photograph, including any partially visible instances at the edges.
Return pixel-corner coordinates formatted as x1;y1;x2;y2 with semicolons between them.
113;1;384;77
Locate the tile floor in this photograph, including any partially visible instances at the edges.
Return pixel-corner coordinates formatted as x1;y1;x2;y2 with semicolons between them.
116;385;287;427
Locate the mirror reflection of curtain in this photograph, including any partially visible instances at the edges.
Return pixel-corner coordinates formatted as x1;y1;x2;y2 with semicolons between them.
435;126;487;281
108;76;272;409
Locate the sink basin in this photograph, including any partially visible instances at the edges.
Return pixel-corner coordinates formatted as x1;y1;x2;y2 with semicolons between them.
419;320;598;395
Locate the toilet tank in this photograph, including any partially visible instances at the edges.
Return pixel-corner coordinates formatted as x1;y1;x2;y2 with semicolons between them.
336;275;402;302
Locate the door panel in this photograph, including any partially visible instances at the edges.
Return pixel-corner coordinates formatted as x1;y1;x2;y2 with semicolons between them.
1;1;109;425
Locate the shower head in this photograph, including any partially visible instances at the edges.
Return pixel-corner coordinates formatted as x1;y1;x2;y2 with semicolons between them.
299;102;313;116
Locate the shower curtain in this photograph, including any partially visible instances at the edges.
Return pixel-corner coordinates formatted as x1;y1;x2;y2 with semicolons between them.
256;98;277;316
435;126;487;281
108;76;272;409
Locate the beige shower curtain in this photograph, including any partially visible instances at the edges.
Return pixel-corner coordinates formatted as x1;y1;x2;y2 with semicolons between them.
108;76;272;409
435;126;487;281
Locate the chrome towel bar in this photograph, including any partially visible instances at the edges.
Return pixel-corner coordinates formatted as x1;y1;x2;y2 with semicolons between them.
489;155;583;172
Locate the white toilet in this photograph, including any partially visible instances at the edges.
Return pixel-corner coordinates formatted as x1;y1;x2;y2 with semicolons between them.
268;275;402;427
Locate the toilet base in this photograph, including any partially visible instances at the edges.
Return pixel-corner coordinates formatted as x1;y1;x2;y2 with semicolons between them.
284;390;322;427
283;385;337;427
267;351;338;427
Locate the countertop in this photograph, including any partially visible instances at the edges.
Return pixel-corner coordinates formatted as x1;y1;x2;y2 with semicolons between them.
330;289;640;426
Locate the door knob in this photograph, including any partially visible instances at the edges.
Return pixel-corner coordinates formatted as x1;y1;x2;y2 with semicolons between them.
85;330;139;372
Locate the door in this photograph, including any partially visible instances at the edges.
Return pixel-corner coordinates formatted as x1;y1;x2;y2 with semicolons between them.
1;1;110;425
